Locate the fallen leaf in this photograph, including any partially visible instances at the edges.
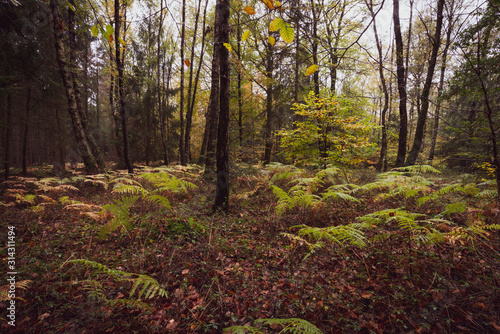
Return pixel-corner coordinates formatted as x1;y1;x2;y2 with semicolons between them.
361;292;372;299
182;269;189;275
38;313;50;321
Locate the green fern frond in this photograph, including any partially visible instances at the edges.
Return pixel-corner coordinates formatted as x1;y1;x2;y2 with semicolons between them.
440;202;467;216
392;165;440;174
144;194;171;209
293;223;368;248
223;325;262;334
224;318;323;334
315;167;341;182
113;184;149;195
69;259;168;304
99;196;140;238
255;318;323;334
322;187;359;203
477;189;498;198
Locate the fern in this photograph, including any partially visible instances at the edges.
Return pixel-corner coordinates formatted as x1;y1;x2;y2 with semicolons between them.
392;164;441;175
357;209;448;246
357;171;433;201
291;222;369;248
69;259;167;307
271;185;322;216
99;196;140;238
0;280;32;302
446;222;500;244
139;172;197;193
224;318;323;334
418;183;479;206
322;184;359;203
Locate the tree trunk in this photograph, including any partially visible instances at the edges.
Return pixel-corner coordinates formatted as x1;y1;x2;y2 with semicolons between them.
179;0;187;165
310;0;320;96
237;13;243;147
50;0;102;174
263;40;274;165
393;0;408;167
203;13;221;171
4;93;12;180
365;0;389;171
22;87;31;175
213;0;230;211
406;0;444;165
429;1;454;163
115;0;133;173
184;0;203;162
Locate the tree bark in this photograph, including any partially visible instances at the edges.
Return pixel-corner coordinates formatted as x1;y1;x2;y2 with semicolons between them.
213;0;230;211
406;0;445;165
203;13;221;171
115;0;133;173
179;0;187;165
263;40;274;165
393;0;408;167
365;0;389;171
50;0;103;174
429;1;454;163
22;87;31;175
4;93;12;180
184;0;203;161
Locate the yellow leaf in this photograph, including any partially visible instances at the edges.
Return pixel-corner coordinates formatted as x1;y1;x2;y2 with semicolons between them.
269;18;283;32
242;30;250;42
184;59;191;67
223;43;232;52
305;64;318;76
243;6;256;15
275;0;282;8
280;23;294;44
268;36;275;46
262;0;274;10
118;37;126;45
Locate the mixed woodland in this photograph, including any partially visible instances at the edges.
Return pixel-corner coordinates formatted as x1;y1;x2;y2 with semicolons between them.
1;0;500;332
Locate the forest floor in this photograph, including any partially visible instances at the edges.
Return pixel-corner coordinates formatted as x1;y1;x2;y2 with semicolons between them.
0;163;499;333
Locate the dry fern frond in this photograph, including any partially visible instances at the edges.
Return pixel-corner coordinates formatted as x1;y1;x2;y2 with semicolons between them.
0;280;32;302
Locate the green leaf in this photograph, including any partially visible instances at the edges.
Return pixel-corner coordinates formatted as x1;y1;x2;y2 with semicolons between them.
242;30;250;42
68;3;76;12
91;26;99;37
305;64;318;76
280;23;294;44
106;24;114;35
268;36;275;46
269;18;284;32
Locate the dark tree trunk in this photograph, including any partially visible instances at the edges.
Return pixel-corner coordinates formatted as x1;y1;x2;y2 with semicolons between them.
393;0;408;167
184;0;203;162
310;0;320;96
406;0;444;165
22;87;31;176
365;0;389;171
263;41;274;165
203;12;220;171
179;0;187;165
429;1;454;163
237;13;243;147
50;0;103;174
213;0;230;211
115;0;133;173
4;93;12;180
